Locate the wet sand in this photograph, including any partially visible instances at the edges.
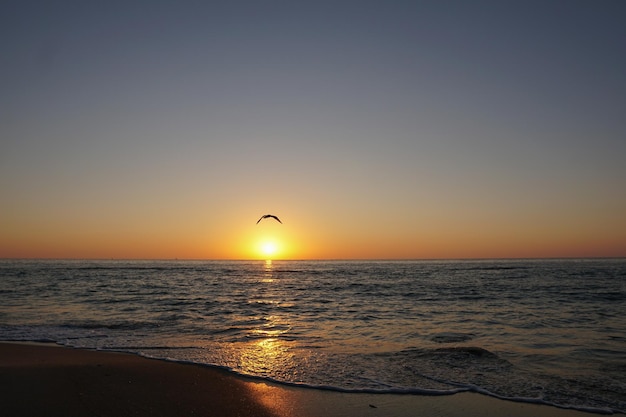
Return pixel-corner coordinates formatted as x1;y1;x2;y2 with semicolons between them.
0;342;596;417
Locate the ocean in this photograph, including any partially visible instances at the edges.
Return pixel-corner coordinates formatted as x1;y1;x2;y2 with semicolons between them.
1;259;624;413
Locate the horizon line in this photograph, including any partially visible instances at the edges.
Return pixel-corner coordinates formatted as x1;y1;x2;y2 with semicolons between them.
1;256;624;262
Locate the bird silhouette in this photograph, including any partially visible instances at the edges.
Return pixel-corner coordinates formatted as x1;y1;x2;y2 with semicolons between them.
256;214;282;224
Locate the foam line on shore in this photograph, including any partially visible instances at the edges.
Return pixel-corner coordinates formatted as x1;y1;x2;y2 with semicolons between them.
1;342;602;417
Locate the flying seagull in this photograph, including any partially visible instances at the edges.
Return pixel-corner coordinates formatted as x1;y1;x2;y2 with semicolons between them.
256;214;282;224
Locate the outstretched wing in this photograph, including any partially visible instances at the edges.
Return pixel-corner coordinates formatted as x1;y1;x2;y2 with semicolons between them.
256;214;282;224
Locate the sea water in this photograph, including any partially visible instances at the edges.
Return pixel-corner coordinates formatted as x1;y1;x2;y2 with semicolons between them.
1;259;624;413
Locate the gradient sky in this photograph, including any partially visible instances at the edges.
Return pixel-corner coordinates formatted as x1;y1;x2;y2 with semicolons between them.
2;1;625;259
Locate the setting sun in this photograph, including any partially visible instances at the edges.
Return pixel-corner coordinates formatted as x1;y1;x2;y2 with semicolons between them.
259;241;279;259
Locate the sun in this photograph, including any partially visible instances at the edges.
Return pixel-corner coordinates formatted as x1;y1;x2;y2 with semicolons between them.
260;241;278;259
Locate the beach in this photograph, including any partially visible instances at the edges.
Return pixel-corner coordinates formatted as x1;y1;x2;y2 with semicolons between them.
1;342;598;417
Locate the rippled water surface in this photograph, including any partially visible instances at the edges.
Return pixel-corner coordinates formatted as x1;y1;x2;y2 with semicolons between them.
1;259;625;413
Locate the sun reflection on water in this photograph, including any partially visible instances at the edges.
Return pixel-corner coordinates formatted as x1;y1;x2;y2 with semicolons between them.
249;316;292;338
219;261;309;389
239;338;295;376
262;259;274;283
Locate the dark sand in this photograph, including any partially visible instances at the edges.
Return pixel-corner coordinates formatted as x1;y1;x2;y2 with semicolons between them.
0;342;596;417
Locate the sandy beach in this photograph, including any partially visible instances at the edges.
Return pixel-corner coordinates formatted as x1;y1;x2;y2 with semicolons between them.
0;342;599;417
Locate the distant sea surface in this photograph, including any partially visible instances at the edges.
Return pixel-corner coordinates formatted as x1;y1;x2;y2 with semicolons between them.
1;259;625;413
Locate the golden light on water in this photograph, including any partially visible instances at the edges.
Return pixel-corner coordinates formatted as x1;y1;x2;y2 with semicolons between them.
262;259;274;282
245;339;305;417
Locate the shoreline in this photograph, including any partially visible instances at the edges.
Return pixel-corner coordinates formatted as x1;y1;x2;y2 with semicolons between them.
0;342;600;417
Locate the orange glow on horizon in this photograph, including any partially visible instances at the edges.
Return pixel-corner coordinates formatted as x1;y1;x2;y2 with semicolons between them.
1;209;624;260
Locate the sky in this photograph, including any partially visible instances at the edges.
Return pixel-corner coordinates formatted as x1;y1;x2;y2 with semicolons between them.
1;0;625;260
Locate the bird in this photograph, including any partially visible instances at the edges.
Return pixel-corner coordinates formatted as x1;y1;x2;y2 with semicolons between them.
256;214;282;224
